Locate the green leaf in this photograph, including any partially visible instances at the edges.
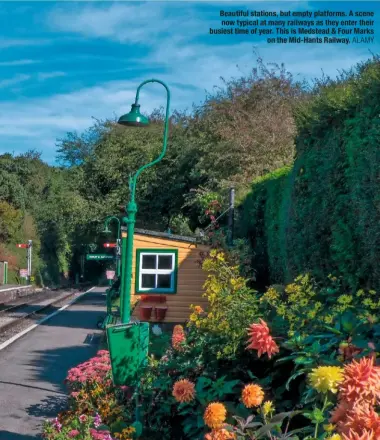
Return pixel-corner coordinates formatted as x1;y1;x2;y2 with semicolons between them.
275;355;297;364
310;341;321;353
286;370;306;390
294;356;314;365
323;325;343;335
269;411;298;424
312;408;325;423
221;379;240;395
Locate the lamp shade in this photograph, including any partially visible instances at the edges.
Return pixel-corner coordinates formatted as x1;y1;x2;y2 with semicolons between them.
118;104;149;126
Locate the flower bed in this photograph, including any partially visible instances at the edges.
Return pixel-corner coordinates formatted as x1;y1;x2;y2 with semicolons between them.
43;247;380;440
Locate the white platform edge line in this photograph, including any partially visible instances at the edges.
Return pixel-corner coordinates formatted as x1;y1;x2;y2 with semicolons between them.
0;286;96;351
0;285;30;293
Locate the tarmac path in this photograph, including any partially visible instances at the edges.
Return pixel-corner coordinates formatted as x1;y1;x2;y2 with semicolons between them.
0;287;106;439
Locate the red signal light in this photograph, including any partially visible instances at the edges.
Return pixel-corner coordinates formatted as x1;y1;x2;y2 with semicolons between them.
103;243;117;248
16;244;29;248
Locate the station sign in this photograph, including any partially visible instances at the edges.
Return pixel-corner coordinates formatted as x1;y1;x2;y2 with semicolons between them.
86;254;115;261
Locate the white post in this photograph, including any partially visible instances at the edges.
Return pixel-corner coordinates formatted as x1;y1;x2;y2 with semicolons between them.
28;240;32;284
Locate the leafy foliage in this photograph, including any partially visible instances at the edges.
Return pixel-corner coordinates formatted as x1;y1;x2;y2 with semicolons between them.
239;56;380;291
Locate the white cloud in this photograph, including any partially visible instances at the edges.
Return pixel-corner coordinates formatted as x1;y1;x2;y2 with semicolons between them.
0;74;31;88
0;59;39;66
37;71;66;80
0;39;51;49
47;3;188;44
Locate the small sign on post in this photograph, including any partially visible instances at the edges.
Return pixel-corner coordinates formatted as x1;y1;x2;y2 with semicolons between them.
20;269;28;278
106;270;115;280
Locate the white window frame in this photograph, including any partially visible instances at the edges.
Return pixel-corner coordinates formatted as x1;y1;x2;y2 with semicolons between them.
138;251;176;293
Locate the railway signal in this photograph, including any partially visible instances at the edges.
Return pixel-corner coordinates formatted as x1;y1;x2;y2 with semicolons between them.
103;243;117;248
16;241;33;284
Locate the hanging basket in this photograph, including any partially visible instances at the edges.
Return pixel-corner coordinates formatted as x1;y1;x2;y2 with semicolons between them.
139;305;153;321
155;306;168;321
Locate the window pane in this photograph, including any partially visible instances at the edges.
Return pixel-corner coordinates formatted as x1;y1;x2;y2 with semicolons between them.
157;274;171;289
141;274;156;289
158;255;173;269
142;255;156;269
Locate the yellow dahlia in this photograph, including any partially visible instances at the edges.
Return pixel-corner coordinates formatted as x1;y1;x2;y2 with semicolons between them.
204;402;227;429
309;366;344;394
262;400;274;416
172;379;195;403
339;357;380;404
241;383;264;408
326;435;342;440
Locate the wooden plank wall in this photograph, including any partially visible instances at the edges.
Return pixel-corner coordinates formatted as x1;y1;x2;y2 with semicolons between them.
130;234;210;323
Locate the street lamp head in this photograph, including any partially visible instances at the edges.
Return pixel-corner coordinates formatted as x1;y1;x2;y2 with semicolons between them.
102;226;111;234
118;103;149;127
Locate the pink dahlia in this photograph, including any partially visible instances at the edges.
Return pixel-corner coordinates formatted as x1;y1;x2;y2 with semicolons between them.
246;319;279;359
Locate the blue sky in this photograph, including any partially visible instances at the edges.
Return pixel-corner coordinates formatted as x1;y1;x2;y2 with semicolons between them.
0;1;379;164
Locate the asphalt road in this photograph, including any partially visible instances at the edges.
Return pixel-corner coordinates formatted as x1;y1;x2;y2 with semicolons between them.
0;287;106;440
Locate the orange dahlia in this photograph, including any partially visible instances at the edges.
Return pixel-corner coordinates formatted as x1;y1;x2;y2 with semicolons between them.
339;403;380;437
339;357;380;404
246;319;279;359
341;430;374;440
241;384;264;408
194;306;204;314
172;379;195;403
330;400;353;425
204;402;227;429
204;425;236;440
172;325;186;350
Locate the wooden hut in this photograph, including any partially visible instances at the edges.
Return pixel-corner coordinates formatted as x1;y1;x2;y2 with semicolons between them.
124;228;210;324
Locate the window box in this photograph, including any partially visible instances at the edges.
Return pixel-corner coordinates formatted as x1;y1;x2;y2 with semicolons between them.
141;295;167;303
136;249;178;294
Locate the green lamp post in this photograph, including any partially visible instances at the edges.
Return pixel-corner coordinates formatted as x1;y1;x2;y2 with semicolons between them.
106;79;170;393
118;78;170;324
103;215;121;278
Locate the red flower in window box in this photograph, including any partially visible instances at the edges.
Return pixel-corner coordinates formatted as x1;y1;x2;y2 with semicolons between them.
141;295;166;303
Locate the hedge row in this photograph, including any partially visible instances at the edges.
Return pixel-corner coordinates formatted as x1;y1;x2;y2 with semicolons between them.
238;57;380;290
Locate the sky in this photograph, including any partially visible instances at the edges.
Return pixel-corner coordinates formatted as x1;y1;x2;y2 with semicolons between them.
0;0;379;164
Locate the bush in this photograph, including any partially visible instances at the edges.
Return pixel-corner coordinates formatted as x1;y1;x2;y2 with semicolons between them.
238;56;380;291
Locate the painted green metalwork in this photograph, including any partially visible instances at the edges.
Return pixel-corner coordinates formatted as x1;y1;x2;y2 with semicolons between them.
106;79;170;429
103;215;122;277
106;321;149;385
118;79;171;324
135;248;178;294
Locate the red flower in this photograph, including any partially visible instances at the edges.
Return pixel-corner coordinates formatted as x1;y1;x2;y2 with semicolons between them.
246;319;279;359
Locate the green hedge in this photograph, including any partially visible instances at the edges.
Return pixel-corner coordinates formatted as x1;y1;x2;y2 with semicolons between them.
238;57;380;290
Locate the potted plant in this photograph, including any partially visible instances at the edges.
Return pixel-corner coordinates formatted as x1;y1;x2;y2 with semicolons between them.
139;305;153;320
155;306;168;321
